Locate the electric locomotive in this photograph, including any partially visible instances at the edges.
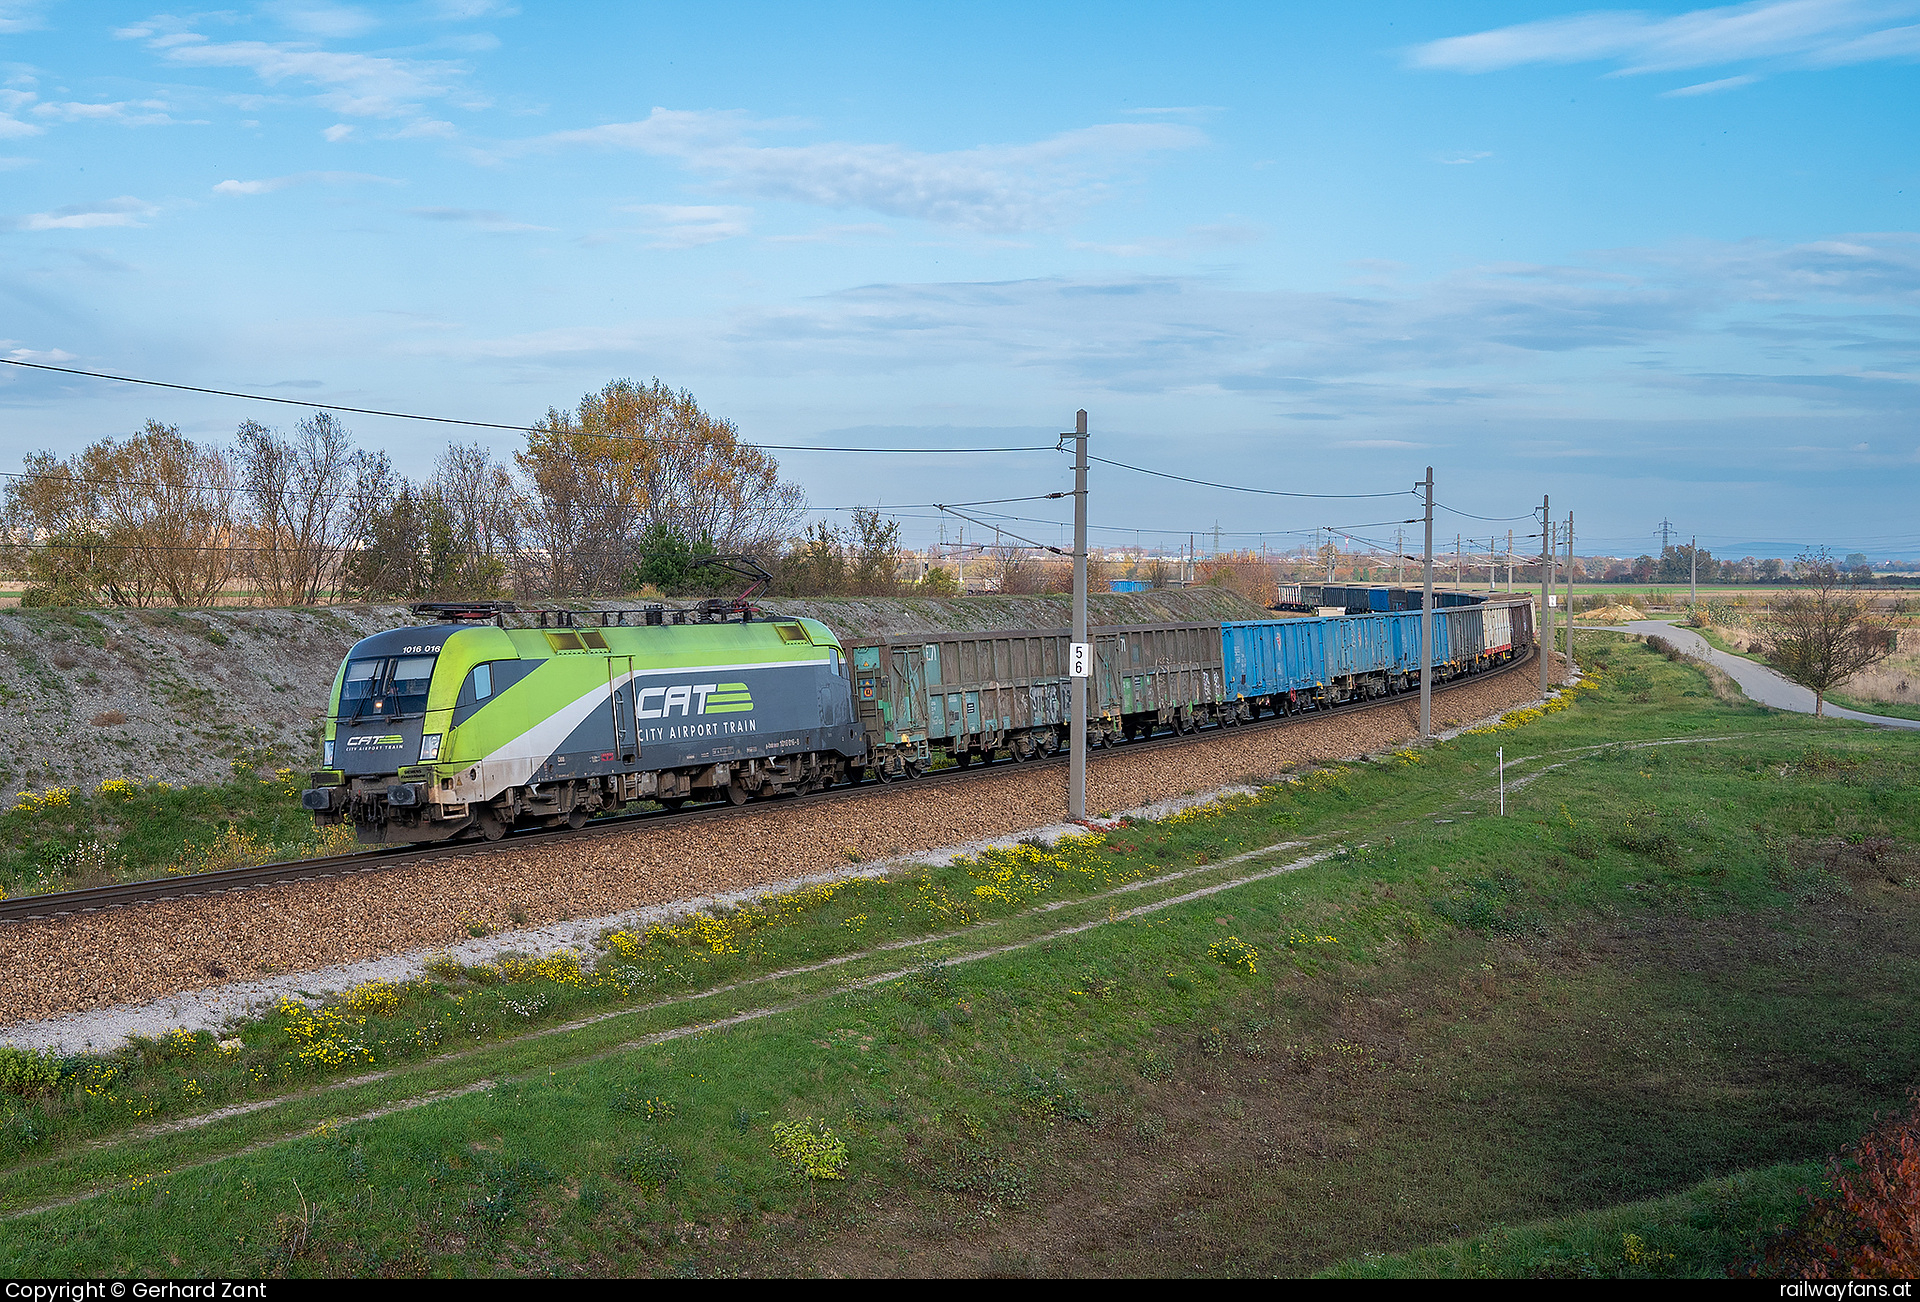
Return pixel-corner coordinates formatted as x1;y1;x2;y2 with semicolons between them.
302;599;862;844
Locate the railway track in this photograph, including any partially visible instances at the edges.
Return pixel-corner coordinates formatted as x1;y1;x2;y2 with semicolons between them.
0;649;1537;924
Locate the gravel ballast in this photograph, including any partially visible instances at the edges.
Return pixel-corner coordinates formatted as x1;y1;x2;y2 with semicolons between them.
0;659;1553;1032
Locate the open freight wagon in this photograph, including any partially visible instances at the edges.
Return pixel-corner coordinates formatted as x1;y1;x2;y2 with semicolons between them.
848;622;1229;778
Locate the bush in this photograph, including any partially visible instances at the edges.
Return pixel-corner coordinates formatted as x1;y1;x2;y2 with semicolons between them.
0;1046;62;1096
1613;815;1683;869
771;1117;848;1180
616;1136;682;1191
1749;1090;1920;1278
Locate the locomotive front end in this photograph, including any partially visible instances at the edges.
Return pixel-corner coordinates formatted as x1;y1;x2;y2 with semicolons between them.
304;623;484;843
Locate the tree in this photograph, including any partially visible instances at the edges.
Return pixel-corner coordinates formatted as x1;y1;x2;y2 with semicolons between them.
847;508;900;595
916;565;959;595
427;443;517;598
518;378;804;597
235;413;358;606
1657;543;1712;585
779;521;848;596
340;458;435;602
1757;550;1896;716
1;423;236;607
339;444;517;602
990;545;1041;594
626;522;715;595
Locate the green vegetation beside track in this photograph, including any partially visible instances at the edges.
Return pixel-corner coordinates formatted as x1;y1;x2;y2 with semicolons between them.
0;765;352;899
2;630;1917;1277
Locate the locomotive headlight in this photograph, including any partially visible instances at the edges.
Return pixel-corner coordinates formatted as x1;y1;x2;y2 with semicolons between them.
324;740;334;767
419;733;442;761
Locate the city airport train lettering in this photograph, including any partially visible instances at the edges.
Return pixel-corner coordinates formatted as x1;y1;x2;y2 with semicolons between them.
641;718;761;742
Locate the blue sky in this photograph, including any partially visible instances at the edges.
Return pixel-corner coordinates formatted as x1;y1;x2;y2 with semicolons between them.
1;0;1916;561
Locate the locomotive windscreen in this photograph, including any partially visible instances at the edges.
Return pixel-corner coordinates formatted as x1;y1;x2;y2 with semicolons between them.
340;655;438;717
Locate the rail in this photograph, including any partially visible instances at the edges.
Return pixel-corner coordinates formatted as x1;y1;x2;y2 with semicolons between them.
0;648;1538;924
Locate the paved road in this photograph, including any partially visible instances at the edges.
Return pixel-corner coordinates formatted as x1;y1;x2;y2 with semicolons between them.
1597;620;1920;730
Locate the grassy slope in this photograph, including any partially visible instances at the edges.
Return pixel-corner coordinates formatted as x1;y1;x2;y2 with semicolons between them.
1;631;1916;1277
0;772;352;898
1826;691;1920;722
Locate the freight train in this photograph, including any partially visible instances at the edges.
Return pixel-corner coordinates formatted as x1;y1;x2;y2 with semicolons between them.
303;593;1534;844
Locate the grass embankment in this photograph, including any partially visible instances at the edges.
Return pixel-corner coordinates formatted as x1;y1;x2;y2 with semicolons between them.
1685;623;1769;665
0;769;354;900
1827;692;1920;722
1;631;1917;1277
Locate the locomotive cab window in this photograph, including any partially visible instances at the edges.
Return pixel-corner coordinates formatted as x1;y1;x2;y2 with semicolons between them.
340;654;437;717
470;663;493;701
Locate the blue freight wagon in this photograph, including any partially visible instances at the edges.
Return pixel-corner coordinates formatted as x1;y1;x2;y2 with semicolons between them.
1221;618;1328;715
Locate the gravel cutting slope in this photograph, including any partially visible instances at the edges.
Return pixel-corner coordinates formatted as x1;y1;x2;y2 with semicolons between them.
0;659;1552;1026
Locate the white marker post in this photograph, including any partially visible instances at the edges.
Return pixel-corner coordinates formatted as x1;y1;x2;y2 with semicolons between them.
1069;642;1091;680
1498;746;1505;817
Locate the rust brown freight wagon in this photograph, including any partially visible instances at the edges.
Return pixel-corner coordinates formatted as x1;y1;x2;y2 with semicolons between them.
848;622;1229;779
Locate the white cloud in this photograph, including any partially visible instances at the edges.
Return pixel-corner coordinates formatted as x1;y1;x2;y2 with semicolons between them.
121;22;469;121
1070;222;1264;259
0;2;49;35
1440;151;1493;165
213;170;400;194
405;234;1920;433
407;206;553;232
0;85;40;137
423;0;519;18
765;222;894;244
1661;73;1764;94
388;118;457;139
30;98;182;126
263;2;380;39
1408;0;1920;76
621;203;751;248
0;155;33;169
514;109;1205;232
15;196;160;230
4;345;76;362
323;123;353;141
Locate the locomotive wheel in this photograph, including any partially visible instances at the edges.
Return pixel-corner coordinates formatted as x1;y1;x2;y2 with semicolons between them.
875;764;895;784
726;783;750;805
477;808;508;841
567;807;588;830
